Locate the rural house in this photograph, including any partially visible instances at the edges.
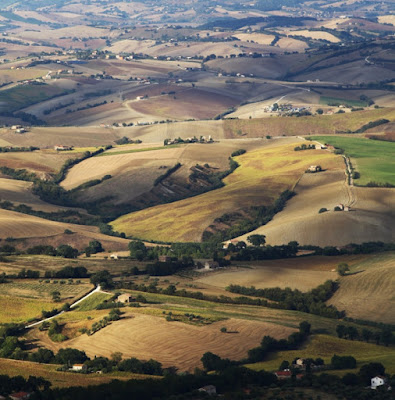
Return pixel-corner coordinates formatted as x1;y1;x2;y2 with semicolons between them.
204;261;220;270
110;254;119;260
117;293;134;303
54;145;73;151
71;364;84;372
308;165;322;172
371;376;387;390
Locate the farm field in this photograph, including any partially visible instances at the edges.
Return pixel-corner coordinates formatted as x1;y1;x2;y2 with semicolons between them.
246;334;395;375
0;126;121;148
0;208;130;252
195;258;341;292
236;167;395;246
0;358;154;388
288;30;340;43
111;139;341;242
319;96;367;107
223;108;395;138
75;292;113;311
0;294;54;324
128;88;238;121
328;252;395;324
0;279;92;302
0;68;48;85
0;83;70;113
311;136;395;185
61;140;267;208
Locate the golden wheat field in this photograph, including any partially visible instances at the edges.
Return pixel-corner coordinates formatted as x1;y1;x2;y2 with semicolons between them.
45;312;296;371
111;139;340;242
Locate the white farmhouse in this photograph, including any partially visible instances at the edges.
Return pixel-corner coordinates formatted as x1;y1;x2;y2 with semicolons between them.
371;376;386;389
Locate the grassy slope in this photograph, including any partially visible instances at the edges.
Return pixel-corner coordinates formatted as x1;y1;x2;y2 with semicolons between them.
0;358;157;388
0;84;69;113
110;141;339;242
76;292;113;311
224;108;395;137
246;334;395;375
311;135;395;185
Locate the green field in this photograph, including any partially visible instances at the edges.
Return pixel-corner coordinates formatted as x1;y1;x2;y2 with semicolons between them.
310;136;395;185
246;334;395;375
99;145;180;157
0;83;70;112
75;292;113;311
319;96;367;107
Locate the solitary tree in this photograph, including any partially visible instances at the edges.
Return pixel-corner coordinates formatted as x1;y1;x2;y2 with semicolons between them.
247;234;266;247
337;263;350;276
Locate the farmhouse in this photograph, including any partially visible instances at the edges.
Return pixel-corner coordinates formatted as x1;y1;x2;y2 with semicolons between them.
117;293;134;303
110;254;119;260
11;125;22;130
55;145;73;151
371;376;387;390
16;128;27;134
71;364;84;371
308;165;322;172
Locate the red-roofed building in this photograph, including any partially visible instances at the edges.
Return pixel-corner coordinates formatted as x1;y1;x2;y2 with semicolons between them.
9;392;31;400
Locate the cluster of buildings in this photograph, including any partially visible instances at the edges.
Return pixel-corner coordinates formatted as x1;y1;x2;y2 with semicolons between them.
164;136;213;145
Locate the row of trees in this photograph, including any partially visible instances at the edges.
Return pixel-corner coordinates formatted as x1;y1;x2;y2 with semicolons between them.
227;280;343;319
336;324;394;346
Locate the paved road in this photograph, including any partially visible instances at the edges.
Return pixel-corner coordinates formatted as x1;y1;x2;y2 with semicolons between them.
25;285;102;329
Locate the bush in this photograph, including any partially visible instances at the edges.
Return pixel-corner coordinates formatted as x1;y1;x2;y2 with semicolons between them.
318;208;327;214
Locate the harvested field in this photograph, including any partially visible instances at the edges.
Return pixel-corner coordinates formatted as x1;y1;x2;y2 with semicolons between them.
224;108;395;137
236;168;395;247
52;312;296;371
246;334;395;374
276;37;309;51
0;209;130;252
195;258;341;292
328;252;395;324
128;88;238;120
0;150;81;178
111;139;340;242
61;146;184;190
0;68;48;85
0;126;120;148
233;33;275;45
288;30;340;43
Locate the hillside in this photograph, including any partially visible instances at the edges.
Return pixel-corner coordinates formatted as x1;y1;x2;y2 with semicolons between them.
111;139;341;242
328;252;395;324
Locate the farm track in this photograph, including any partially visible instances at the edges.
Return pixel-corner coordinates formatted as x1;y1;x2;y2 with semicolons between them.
25;285;103;329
